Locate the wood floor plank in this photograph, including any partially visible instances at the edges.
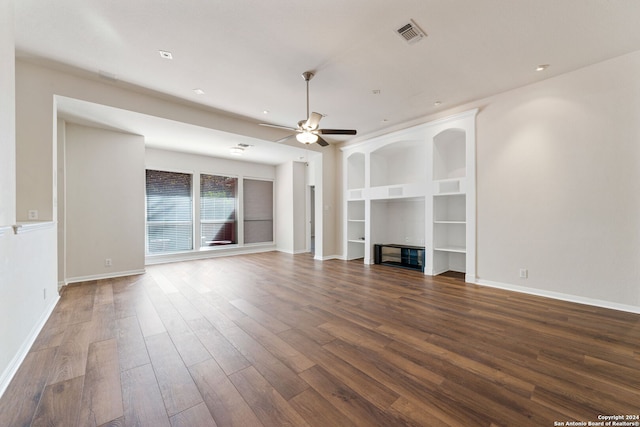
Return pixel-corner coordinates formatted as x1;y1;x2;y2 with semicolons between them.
31;376;84;427
189;358;264;427
234;315;315;373
135;294;167;337
230;299;291;334
169;402;218;427
143;284;211;367
64;282;98;325
218;324;310;400
145;332;203;417
278;328;399;410
288;388;358;427
116;315;150;372
228;366;310;427
78;339;124;426
89;301;117;343
98;416;124;427
94;279;115;306
47;319;94;385
188;317;251;375
0;347;57;427
299;365;409;427
121;364;170;427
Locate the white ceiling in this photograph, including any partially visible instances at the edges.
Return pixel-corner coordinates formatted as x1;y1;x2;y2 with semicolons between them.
14;0;640;164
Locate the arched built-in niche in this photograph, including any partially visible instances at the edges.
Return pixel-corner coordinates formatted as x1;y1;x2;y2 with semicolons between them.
346;152;365;190
433;128;466;180
370;139;426;188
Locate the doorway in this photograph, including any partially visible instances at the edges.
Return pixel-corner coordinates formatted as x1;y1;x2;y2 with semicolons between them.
309;185;315;255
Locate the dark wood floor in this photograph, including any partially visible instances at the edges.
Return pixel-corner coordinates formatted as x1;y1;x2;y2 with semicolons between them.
1;252;639;426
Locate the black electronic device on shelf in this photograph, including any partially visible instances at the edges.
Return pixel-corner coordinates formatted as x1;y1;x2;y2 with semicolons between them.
373;243;425;272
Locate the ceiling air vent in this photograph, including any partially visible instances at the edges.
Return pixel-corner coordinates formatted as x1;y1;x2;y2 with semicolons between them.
396;19;427;45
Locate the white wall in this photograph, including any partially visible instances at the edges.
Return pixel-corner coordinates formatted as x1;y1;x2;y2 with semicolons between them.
1;0;59;398
474;50;640;308
64;123;145;281
339;49;640;311
0;0;15;226
276;162;294;253
146;147;276;181
275;160;308;254
293;162;307;253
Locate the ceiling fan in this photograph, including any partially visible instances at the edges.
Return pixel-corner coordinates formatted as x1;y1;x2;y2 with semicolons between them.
260;71;357;146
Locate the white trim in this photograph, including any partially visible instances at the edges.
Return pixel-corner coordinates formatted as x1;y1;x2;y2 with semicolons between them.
0;225;11;236
471;278;640;315
316;254;340;261
0;294;60;399
12;221;56;234
275;248;310;255
65;269;146;285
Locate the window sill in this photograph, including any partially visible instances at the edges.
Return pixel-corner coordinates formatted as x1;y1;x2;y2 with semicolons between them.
145;242;276;265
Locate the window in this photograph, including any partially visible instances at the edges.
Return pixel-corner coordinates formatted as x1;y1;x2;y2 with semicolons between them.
244;179;273;244
146;170;193;253
200;174;237;247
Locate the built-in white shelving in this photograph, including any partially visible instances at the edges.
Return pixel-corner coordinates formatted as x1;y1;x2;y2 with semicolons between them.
341;109;477;279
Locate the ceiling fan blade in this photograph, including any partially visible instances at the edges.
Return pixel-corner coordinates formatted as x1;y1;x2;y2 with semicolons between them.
259;123;298;131
275;134;297;143
304;112;323;130
315;136;329;147
318;129;357;135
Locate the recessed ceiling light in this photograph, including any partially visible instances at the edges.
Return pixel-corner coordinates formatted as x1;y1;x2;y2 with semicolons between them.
229;147;244;156
159;50;173;59
263;110;269;114
434;101;442;106
536;64;550;71
193;88;205;95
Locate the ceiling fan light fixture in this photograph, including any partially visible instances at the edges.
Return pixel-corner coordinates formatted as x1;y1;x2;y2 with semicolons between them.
296;131;318;144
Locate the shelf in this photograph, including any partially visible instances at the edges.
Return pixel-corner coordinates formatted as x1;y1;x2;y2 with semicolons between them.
434;220;465;224
348;239;366;244
434;192;465;197
434;245;466;254
348;219;365;223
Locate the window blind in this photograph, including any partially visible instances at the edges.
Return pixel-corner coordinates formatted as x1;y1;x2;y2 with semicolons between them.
200;174;237;246
146;170;193;253
243;179;273;244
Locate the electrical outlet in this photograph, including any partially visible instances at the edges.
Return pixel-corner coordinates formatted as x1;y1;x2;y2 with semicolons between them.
519;268;528;279
28;210;38;220
105;258;112;267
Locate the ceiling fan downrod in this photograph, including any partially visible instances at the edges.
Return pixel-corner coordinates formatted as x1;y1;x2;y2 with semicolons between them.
302;71;314;121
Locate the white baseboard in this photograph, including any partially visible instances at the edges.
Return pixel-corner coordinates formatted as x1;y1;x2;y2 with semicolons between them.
315;254;340;261
471;278;640;314
65;269;146;286
0;294;60;399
